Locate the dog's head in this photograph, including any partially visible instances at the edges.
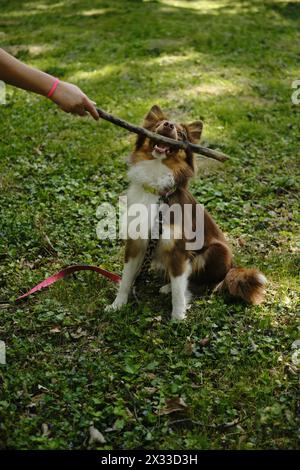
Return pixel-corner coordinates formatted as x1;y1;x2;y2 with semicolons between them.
132;105;203;184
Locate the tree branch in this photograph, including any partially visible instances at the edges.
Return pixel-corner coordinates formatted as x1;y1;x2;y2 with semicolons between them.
96;107;229;163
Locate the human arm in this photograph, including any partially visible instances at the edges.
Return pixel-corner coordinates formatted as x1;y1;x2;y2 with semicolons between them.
0;48;99;120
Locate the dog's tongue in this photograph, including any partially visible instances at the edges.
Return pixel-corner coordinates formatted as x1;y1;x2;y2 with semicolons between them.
154;144;168;154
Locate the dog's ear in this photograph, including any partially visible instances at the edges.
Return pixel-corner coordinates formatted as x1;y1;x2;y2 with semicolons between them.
185;121;203;143
144;105;166;129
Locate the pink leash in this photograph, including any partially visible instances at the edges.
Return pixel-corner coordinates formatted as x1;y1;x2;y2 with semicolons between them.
16;264;121;301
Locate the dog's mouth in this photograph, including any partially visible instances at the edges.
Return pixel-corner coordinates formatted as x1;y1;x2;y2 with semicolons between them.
152;132;178;157
153;143;172;156
151;124;183;158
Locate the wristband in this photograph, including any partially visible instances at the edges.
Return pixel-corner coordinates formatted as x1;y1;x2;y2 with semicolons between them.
47;78;59;98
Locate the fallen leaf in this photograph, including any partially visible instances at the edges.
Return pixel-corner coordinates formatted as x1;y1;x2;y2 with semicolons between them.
27;393;45;408
70;328;88;339
21;260;35;269
153;316;162;322
144;386;157;395
104;426;116;433
199;337;210;347
34;144;45;156
50;327;61;333
191;383;202;389
237;237;246;247
38;384;49;391
88;425;106;445
220;417;241;429
147;373;156;380
156;397;188;416
41;423;51;437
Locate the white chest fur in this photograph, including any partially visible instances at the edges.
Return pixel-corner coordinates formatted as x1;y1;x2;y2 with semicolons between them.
127;159;174;193
123;160;175;238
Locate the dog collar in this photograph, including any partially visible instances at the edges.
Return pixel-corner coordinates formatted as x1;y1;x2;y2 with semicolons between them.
142;183;176;198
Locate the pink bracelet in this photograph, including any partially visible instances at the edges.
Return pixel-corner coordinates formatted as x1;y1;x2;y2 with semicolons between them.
47;78;59;98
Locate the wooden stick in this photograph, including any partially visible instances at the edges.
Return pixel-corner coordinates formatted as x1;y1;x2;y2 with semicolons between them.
96;107;229;163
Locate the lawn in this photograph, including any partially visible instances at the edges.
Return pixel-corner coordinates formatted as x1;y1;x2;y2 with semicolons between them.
0;0;299;450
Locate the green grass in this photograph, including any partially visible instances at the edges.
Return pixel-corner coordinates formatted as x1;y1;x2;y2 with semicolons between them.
0;0;299;450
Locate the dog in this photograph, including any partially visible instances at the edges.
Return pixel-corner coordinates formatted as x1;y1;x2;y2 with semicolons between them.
107;105;267;320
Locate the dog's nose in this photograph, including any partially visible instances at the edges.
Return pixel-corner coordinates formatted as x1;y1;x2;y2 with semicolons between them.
164;121;174;130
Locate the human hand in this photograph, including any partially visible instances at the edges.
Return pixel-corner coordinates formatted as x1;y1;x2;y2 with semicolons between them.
49;80;99;120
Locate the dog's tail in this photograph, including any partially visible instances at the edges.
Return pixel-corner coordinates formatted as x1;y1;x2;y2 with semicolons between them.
215;267;267;304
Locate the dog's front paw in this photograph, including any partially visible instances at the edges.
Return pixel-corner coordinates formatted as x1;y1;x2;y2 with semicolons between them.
171;308;187;321
105;295;128;312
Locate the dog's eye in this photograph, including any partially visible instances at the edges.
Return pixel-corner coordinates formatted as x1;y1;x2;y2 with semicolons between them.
178;130;187;140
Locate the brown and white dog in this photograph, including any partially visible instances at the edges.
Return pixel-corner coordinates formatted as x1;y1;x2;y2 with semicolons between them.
107;105;266;320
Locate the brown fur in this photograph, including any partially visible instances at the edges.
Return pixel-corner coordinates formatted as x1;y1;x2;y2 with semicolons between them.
125;238;146;263
126;105;266;305
216;267;266;305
